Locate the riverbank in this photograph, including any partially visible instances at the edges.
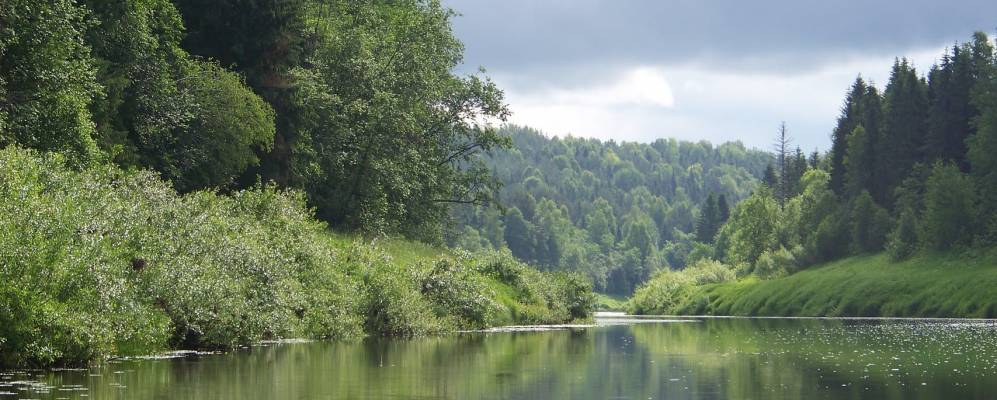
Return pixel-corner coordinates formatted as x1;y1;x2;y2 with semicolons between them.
0;147;593;368
630;250;997;318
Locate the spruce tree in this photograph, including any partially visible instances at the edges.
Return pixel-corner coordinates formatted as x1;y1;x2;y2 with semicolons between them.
696;193;719;243
879;59;929;208
830;78;867;195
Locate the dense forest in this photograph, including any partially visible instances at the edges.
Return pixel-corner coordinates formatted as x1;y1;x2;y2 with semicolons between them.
1;0;508;241
629;32;997;314
0;0;593;368
451;126;773;293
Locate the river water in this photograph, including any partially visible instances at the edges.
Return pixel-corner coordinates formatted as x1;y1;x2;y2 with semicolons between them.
3;315;996;399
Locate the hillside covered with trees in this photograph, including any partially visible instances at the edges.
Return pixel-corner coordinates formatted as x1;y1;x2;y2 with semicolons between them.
451;126;773;293
0;0;593;367
629;32;997;316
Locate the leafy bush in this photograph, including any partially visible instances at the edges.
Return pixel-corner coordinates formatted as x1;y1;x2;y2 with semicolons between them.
627;259;735;315
754;247;797;279
886;210;920;261
415;252;502;329
0;147;592;367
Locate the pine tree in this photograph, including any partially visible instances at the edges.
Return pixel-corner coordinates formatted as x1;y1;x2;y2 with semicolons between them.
879;58;929;208
843;125;873;198
696;193;719;243
968;32;997;224
809;149;821;170
830;78;868;195
773;122;792;205
763;164;778;190
924;46;975;170
717;194;731;224
503;207;534;262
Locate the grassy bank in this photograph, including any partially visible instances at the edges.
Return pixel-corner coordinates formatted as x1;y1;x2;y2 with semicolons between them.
0;147;593;368
629;251;997;318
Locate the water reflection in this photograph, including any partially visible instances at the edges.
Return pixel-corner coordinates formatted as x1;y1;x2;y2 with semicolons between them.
3;318;996;399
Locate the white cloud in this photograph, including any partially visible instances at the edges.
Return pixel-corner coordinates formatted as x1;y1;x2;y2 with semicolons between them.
496;45;948;152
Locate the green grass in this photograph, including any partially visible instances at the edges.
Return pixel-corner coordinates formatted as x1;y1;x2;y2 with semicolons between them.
671;249;997;318
325;231;445;267
593;293;627;311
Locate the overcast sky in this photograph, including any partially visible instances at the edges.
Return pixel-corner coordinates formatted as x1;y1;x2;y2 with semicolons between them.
443;0;997;152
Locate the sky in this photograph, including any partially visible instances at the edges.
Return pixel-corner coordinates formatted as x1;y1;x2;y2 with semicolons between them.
443;0;997;152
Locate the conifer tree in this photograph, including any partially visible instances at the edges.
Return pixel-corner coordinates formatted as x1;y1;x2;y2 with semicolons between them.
879;59;929;208
830;78;867;195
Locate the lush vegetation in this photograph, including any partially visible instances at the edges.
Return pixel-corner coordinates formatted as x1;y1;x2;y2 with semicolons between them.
629;32;997;315
0;147;592;367
629;250;997;318
451;126;772;293
0;0;598;368
1;0;507;241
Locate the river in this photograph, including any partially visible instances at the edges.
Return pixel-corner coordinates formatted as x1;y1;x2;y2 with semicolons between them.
3;315;996;399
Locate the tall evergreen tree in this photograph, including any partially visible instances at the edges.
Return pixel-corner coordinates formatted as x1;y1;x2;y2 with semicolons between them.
879;58;929;208
717;194;731;225
924;45;976;170
763;163;778;189
773;122;791;205
829;78;867;195
843;125;874;198
695;193;719;243
503;207;534;262
968;32;997;224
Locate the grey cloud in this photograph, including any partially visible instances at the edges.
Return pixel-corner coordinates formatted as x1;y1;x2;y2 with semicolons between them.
447;0;997;75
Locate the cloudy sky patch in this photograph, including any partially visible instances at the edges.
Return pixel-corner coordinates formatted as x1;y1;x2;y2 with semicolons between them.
445;0;997;151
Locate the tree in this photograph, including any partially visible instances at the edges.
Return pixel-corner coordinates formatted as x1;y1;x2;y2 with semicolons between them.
290;1;510;237
879;58;929;208
762;163;778;189
503;207;533;262
717;187;780;265
920;162;977;250
829;78;868;195
0;0;101;164
695;193;720;243
968;32;997;226
80;0;275;191
849;191;891;253
717;194;731;225
773;122;791;204
843;125;873;198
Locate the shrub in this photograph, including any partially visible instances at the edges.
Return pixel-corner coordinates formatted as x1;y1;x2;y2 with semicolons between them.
0;147;593;367
627;259;735;315
886;210;920;261
754;247;797;279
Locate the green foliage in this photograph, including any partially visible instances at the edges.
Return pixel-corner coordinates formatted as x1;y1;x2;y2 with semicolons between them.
886;210;919;261
920;162;977;250
849;191;891;253
455;126;770;293
717;187;780;265
754;247;797;279
0;147;592;367
665;251;997;318
0;0;102;164
627;258;735;315
290;0;510;239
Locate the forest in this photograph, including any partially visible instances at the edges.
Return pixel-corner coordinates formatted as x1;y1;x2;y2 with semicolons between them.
4;0;997;369
0;0;591;368
628;32;997;315
450;126;772;293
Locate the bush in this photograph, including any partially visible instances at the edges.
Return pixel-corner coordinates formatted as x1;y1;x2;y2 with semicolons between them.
886;210;919;261
0;147;593;367
415;252;502;329
920;162;977;250
627;259;735;315
754;247;797;279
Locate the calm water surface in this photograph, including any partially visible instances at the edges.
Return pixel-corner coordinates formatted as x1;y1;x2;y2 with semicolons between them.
3;317;997;399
